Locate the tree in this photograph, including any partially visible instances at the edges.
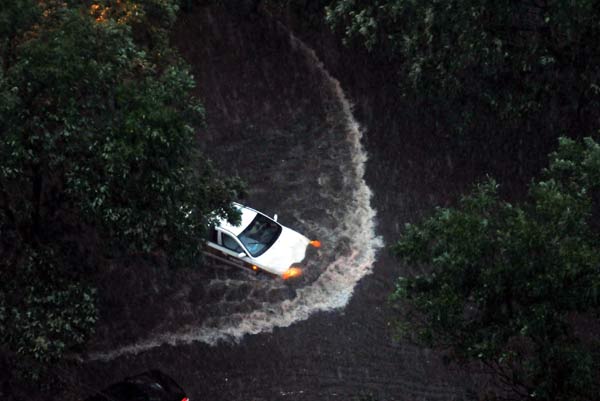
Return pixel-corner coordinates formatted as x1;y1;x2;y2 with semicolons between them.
391;137;600;401
325;1;600;156
0;0;241;377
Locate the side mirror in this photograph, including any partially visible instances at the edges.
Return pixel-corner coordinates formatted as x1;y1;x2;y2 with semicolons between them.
237;252;246;258
273;213;278;222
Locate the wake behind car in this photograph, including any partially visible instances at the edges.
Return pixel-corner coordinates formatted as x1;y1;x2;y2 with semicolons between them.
204;203;320;279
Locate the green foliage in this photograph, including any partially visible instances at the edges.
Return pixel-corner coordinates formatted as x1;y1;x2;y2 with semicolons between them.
0;0;241;376
326;1;600;146
0;246;97;380
261;0;330;15
392;137;600;400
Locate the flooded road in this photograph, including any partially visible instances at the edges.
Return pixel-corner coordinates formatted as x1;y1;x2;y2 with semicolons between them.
62;6;481;401
86;8;383;361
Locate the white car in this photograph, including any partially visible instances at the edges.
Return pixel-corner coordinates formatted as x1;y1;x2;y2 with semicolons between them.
204;203;320;279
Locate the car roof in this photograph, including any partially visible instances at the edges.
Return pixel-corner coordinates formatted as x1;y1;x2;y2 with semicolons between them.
84;370;186;401
216;203;258;236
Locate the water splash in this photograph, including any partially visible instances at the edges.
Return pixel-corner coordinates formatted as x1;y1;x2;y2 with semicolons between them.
88;25;383;362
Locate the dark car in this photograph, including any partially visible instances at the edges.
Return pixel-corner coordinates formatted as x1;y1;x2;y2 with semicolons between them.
85;370;189;401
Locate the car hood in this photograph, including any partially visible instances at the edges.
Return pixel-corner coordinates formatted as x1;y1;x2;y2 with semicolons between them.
254;226;309;275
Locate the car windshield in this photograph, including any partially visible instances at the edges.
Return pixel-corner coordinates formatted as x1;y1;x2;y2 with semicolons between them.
237;213;282;257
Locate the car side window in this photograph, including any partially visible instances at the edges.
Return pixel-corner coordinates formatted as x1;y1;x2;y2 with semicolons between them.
222;233;243;253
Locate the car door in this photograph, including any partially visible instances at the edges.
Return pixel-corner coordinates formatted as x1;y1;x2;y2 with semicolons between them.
218;231;250;267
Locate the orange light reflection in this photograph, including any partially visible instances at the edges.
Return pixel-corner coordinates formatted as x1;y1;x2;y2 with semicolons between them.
282;267;302;280
309;240;321;248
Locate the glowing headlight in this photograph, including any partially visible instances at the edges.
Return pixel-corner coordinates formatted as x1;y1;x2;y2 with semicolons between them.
282;267;302;280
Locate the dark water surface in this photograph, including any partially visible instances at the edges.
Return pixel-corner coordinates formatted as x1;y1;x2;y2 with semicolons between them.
57;6;489;401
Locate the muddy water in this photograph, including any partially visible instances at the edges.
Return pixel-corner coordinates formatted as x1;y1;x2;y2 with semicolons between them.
60;6;483;401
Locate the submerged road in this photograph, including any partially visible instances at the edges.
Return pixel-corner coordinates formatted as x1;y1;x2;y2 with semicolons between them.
60;6;485;401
